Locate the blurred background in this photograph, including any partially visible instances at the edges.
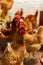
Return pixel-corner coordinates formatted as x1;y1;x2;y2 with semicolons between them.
9;0;43;26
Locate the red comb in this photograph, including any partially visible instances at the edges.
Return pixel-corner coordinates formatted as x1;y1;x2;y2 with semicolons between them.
15;15;21;20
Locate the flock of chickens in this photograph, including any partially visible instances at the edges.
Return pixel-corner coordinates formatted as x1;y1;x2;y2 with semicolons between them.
0;0;43;65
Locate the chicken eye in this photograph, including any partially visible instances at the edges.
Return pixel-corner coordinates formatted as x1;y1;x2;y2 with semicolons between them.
6;23;10;28
0;22;3;29
6;23;12;28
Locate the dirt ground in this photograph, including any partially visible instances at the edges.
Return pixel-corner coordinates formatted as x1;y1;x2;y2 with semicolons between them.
21;50;43;65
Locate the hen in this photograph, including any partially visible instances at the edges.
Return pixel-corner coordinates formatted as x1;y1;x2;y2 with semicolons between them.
23;28;42;59
1;42;25;65
37;26;43;45
24;10;38;33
